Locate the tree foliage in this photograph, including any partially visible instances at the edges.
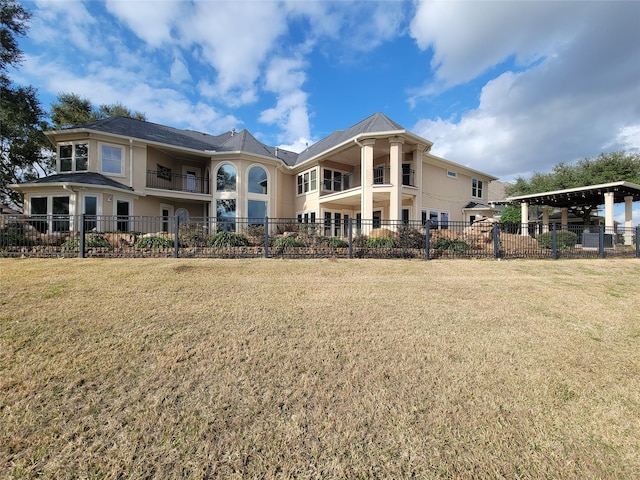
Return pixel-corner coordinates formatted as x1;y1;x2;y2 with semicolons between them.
505;151;640;224
0;0;29;86
1;0;52;210
50;93;146;129
505;151;640;197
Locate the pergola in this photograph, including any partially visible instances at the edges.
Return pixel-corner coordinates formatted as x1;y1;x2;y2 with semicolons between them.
505;181;640;239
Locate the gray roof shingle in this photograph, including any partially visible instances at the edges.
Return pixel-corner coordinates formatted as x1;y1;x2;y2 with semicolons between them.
53;112;409;167
19;172;134;191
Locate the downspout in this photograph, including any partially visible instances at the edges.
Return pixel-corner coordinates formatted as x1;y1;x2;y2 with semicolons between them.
129;139;134;188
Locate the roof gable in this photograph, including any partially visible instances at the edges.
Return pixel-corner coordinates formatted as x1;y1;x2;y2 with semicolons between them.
295;112;406;164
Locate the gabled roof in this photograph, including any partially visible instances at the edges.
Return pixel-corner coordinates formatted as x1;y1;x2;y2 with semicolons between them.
51;116;225;152
219;129;298;166
463;201;497;210
294;112;406;165
13;172;134;191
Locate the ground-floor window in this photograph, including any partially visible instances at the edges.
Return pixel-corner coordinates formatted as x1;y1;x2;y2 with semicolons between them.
52;196;70;232
248;199;267;226
216;199;236;231
422;209;449;229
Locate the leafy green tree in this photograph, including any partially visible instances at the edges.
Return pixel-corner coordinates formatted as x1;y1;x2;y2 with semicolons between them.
505;151;640;224
0;0;52;210
50;93;146;129
506;151;640;196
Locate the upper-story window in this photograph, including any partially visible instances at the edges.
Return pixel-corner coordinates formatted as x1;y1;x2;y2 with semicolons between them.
472;178;483;198
248;166;267;194
100;144;124;175
59;143;88;172
297;168;317;195
217;164;237;192
447;170;458;179
323;168;350;192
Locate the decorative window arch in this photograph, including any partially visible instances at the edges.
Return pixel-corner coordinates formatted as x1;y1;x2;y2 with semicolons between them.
216;163;237;192
248;165;268;194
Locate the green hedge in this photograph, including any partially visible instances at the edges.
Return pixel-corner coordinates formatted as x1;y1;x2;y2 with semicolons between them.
537;231;578;250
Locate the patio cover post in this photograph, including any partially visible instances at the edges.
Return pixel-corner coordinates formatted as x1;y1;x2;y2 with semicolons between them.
624;196;633;245
604;191;615;231
520;202;529;236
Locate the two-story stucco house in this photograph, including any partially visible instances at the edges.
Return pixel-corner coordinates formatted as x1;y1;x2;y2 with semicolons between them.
11;112;497;234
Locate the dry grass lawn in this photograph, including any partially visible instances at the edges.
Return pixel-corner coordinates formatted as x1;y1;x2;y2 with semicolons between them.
1;258;639;479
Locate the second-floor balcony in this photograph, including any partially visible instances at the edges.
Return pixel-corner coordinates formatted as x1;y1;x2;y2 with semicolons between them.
320;166;417;197
146;170;210;194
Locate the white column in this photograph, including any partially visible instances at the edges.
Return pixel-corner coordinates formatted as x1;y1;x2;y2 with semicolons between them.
413;147;423;220
542;206;549;233
360;139;376;230
624;195;633;245
389;137;404;224
604;191;614;230
520;202;529;236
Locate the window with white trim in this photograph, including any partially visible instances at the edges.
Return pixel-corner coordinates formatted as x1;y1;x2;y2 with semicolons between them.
297;168;317;195
59;143;88;172
297;210;317;224
472;178;483;198
447;170;457;179
100;144;124;175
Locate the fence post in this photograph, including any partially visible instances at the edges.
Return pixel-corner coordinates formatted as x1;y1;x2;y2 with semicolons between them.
493;222;500;259
264;216;269;258
348;218;353;259
598;224;605;259
551;223;558;260
425;221;431;261
174;216;180;258
636;226;640;259
79;214;86;258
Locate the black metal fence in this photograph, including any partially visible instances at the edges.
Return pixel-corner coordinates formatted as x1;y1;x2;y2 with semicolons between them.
1;214;638;260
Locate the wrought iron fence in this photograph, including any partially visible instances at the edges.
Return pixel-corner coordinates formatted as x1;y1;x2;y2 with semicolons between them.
1;214;638;260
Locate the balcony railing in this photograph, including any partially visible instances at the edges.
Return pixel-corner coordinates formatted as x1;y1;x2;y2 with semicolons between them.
146;170;210;194
373;167;416;186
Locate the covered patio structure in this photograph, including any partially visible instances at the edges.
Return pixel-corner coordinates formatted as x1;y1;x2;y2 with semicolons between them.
505;181;640;245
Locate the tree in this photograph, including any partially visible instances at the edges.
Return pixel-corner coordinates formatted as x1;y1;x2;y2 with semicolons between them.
0;0;29;86
50;93;146;129
0;0;52;210
505;151;640;223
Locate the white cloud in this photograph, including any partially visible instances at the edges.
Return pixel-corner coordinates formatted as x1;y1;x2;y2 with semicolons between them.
170;54;191;84
410;1;640;182
259;56;311;147
105;0;182;47
409;0;576;87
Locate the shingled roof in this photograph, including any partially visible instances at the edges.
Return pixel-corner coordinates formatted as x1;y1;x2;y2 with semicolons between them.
294;112;406;165
51;112;411;167
16;172;134;191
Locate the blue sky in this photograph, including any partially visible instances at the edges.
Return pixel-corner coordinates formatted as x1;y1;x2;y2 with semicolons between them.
13;0;640;221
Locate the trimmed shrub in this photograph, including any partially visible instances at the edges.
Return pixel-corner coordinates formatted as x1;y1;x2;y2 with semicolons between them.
397;226;426;249
135;236;174;249
432;237;471;252
208;231;250;248
537;231;578;250
366;236;397;249
317;236;348;248
272;236;305;248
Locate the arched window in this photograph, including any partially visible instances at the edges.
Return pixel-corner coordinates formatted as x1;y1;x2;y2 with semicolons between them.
248;166;268;194
216;164;236;192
